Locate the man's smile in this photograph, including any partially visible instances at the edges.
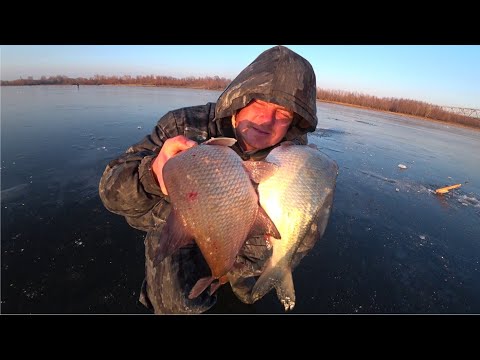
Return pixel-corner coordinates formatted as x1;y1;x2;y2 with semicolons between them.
250;126;271;135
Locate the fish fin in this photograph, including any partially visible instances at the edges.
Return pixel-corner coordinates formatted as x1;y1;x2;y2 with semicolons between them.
280;141;295;147
153;210;194;266
247;205;281;240
252;263;296;311
228;273;256;304
208;274;232;296
188;276;215;299
203;137;237;147
218;274;229;285
242;161;278;184
209;281;222;296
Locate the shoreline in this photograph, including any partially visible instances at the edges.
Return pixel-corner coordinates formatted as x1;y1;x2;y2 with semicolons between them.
318;100;480;132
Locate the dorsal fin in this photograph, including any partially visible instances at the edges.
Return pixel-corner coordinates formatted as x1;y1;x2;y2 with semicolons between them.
202;137;237;147
242;161;278;184
280;141;295;147
247;205;281;240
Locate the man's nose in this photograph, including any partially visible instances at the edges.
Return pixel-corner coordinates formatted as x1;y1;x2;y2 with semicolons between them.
258;109;276;125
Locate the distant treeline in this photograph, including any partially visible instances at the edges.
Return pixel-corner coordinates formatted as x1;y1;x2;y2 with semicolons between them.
2;75;479;129
0;74;230;90
317;89;479;129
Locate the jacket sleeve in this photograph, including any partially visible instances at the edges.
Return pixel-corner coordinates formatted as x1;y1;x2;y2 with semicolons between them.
98;111;181;231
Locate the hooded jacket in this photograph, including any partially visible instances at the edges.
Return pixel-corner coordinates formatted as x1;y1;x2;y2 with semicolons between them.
215;45;317;133
98;45;319;314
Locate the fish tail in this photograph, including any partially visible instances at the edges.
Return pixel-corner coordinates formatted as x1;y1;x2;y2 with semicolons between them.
188;276;215;299
252;263;296;311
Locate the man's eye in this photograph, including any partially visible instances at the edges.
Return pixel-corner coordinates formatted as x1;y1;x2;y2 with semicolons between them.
277;110;293;120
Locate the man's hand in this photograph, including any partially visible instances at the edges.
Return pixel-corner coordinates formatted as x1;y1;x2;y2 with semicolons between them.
152;135;198;195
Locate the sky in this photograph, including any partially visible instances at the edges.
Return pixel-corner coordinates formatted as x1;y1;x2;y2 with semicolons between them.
1;45;479;109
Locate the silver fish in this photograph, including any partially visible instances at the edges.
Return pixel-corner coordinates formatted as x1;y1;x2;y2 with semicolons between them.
153;137;280;299
252;143;338;311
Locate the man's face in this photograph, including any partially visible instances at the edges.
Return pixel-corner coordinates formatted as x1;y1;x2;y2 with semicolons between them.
234;99;294;151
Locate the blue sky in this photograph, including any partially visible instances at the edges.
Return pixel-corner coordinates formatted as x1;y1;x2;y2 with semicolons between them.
1;45;479;109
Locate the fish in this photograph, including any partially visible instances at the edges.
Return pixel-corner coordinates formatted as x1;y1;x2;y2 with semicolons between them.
251;143;338;311
152;137;281;299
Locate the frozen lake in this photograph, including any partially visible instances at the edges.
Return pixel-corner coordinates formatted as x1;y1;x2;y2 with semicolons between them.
2;85;479;314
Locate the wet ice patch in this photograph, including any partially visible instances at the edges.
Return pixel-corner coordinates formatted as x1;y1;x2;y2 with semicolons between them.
312;128;349;138
355;120;377;126
457;194;480;208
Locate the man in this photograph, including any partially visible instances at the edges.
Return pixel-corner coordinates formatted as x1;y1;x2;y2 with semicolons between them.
99;45;320;314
